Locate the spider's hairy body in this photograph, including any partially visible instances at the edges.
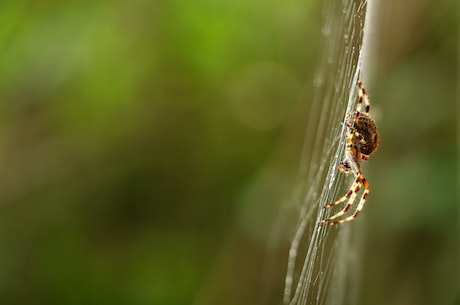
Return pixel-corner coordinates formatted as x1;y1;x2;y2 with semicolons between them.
320;78;379;226
348;112;379;156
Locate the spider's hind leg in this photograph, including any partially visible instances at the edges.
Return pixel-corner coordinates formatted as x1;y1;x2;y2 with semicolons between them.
320;176;362;222
325;176;370;226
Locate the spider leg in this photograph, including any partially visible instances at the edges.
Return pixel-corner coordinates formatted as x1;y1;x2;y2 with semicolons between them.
345;123;356;149
352;131;365;143
321;178;358;209
357;78;371;114
347;125;367;156
351;111;361;128
346;124;364;141
320;177;362;224
328;125;362;208
325;176;369;226
345;110;365;145
339;129;361;173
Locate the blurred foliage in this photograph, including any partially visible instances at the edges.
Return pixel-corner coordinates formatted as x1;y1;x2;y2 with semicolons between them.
0;1;318;304
0;1;456;305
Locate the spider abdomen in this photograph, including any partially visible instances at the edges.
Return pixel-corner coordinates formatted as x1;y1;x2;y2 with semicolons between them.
353;113;379;155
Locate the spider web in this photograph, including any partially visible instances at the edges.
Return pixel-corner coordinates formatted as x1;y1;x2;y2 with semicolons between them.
273;0;375;304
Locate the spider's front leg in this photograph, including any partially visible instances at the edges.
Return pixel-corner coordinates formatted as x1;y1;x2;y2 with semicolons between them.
357;78;371;114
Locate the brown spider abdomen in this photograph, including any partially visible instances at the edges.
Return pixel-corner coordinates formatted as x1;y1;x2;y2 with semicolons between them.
350;113;379;156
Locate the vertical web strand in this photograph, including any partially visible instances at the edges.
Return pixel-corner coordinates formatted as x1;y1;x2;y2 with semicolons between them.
281;0;370;304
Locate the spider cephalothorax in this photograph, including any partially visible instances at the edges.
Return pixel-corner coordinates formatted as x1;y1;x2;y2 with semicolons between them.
321;78;379;226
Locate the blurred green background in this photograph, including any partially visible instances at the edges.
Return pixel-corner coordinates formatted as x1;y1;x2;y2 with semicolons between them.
0;1;456;305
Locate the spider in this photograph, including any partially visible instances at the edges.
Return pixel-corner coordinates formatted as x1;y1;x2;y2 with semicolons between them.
320;78;379;226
